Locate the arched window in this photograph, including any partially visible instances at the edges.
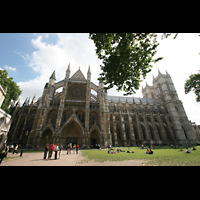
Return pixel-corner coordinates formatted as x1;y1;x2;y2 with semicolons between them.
47;110;57;126
63;113;66;122
125;124;129;140
51;114;56;125
147;116;151;122
93;115;95;124
124;115;128;121
149;125;154;140
141;125;146;140
154;116;158;123
116;123;121;139
133;125;139;140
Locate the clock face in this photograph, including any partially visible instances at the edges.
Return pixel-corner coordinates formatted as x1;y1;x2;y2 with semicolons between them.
67;84;86;100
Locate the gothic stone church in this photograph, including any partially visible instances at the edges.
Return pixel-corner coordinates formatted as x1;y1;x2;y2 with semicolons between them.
7;65;197;148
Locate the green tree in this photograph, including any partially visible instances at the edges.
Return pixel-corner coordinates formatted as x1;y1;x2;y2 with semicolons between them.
0;69;22;113
184;72;200;102
89;33;177;95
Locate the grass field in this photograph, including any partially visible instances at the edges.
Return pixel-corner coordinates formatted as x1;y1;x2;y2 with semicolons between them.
81;146;200;166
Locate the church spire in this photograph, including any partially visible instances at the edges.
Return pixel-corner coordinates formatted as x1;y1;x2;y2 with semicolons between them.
31;94;36;105
49;70;56;85
50;70;56;80
15;98;20;107
66;63;70;78
87;65;91;80
23;97;28;106
88;65;91;74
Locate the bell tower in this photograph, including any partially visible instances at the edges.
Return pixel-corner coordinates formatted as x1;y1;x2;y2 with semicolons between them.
152;69;196;145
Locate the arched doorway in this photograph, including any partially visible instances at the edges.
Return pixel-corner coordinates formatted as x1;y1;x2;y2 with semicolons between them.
90;130;100;148
60;121;82;147
40;129;53;146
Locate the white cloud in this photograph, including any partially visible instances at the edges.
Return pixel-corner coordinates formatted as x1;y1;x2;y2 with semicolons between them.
4;65;16;71
17;33;102;105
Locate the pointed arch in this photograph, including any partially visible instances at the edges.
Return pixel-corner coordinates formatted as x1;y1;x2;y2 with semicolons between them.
89;123;101;135
40;128;53;146
90;130;100;148
59;113;84;135
60;117;83;147
42;123;55;136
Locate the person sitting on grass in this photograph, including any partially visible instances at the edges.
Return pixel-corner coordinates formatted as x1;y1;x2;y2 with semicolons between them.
149;148;153;154
185;148;191;153
127;150;134;153
145;148;153;154
180;148;183;151
117;148;125;152
192;147;196;150
108;150;116;154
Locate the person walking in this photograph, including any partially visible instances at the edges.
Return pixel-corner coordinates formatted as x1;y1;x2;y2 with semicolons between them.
76;144;79;154
67;143;70;154
54;143;59;159
69;143;72;154
0;143;9;164
13;144;18;154
59;143;63;159
73;144;76;154
43;143;49;159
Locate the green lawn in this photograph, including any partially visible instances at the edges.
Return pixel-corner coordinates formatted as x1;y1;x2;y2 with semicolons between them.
81;146;200;166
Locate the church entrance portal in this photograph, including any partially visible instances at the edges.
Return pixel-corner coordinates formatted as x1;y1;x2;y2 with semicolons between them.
60;121;82;147
90;130;100;148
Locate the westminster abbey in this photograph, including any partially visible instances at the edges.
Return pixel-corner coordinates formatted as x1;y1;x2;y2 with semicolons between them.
7;65;197;148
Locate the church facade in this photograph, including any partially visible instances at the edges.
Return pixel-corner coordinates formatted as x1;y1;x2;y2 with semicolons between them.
7;65;197;148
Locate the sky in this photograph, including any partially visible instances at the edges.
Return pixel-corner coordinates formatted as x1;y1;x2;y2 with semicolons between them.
0;33;200;124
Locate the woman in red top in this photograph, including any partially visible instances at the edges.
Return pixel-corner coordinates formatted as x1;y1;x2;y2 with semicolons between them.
48;143;55;159
76;144;79;154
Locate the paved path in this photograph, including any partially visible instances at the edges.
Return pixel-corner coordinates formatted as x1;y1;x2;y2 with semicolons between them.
0;150;148;166
0;150;80;166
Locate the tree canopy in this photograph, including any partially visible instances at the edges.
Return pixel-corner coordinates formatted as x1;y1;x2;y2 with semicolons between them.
0;69;22;113
89;33;177;96
184;72;200;102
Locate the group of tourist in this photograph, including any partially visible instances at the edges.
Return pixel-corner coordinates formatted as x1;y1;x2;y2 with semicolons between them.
108;147;135;154
0;143;20;164
180;147;196;153
107;145;198;155
43;143;79;160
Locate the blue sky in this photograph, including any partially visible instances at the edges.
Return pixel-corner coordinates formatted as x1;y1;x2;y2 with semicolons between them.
0;33;200;124
0;33;58;82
